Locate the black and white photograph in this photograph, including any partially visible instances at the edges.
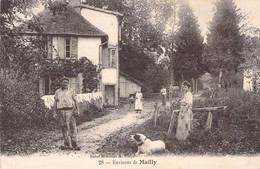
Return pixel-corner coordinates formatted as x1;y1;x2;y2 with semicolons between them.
1;0;260;168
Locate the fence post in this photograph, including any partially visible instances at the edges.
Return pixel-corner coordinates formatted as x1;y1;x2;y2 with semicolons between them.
167;110;176;134
206;111;213;130
154;102;158;128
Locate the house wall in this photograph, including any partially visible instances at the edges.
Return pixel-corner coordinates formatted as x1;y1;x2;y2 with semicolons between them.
101;68;118;106
102;69;117;84
78;37;101;64
80;8;120;106
119;75;141;98
80;9;119;46
40;35;101;95
51;35;101;65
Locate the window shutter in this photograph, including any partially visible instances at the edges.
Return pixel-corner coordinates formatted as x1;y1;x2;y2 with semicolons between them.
102;47;109;67
39;77;44;96
47;36;52;58
111;49;116;67
58;37;65;58
71;37;78;59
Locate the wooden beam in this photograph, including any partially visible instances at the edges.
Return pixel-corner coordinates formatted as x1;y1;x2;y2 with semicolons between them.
153;102;159;128
167;110;177;134
167;106;227;133
192;106;227;112
206;111;213;130
170;106;227;114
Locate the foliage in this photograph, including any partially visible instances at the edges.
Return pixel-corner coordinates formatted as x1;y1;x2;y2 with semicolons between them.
0;0;97;130
173;1;204;82
141;63;169;93
0;0;50;130
119;45;154;82
193;89;260;154
240;28;260;92
40;57;99;94
100;90;260;155
203;0;244;79
0;70;50;129
77;102;105;125
1;101;106;155
83;0;170;87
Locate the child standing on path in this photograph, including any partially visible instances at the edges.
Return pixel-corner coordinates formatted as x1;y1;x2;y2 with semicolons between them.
160;87;167;106
129;93;135;110
135;91;143;113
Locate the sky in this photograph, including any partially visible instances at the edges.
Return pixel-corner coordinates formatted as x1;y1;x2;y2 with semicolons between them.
188;0;260;38
31;0;260;39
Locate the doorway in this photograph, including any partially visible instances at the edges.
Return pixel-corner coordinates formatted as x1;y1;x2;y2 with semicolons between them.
104;85;115;106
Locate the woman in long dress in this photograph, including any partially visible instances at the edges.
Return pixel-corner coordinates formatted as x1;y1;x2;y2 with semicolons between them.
176;81;193;140
135;91;143;113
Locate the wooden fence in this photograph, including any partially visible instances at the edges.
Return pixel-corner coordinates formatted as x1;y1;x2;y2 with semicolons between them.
152;104;227;133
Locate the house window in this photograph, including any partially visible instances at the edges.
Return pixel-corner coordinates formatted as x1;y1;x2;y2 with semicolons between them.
102;48;117;68
109;48;116;67
40;76;51;95
65;38;71;58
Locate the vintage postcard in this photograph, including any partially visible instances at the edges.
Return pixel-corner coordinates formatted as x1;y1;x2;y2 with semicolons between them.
1;0;260;169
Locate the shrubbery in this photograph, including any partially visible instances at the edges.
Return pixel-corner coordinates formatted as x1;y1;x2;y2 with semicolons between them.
192;88;260;154
77;100;105;125
0;71;50;130
195;88;260;125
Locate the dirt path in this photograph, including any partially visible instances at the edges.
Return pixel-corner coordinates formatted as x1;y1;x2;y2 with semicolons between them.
33;100;156;156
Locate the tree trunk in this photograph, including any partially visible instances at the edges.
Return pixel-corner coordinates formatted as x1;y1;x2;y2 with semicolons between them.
169;71;173;104
169;0;176;108
196;78;198;93
218;70;223;88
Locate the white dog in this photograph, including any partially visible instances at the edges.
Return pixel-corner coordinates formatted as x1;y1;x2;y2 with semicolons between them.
131;133;166;155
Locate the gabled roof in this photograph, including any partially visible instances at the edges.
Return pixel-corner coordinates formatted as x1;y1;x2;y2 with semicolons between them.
120;72;144;86
18;4;108;37
75;4;123;17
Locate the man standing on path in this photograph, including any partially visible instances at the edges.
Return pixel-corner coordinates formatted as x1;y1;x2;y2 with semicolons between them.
53;77;81;151
160;86;167;106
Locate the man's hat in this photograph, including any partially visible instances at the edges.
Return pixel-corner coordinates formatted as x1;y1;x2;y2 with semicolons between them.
60;77;69;82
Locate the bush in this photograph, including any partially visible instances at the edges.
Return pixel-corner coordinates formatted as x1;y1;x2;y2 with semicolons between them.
195;88;260;123
0;71;52;131
192;88;260;154
77;102;105;125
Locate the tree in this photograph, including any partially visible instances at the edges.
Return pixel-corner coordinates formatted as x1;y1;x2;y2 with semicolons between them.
1;0;48;128
240;27;260;91
141;63;170;93
203;0;244;88
119;45;153;82
173;0;204;83
82;0;167;86
0;0;99;128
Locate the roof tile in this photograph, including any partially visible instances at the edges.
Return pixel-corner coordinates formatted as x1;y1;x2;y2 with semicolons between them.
19;4;107;37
